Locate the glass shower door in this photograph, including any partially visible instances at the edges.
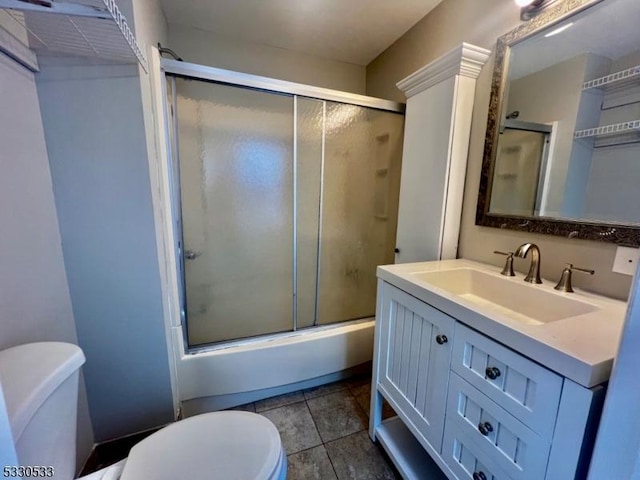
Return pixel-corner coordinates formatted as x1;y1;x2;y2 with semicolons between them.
316;103;404;325
173;78;295;346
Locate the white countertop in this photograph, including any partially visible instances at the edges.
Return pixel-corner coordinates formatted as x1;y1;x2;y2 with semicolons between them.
377;259;627;388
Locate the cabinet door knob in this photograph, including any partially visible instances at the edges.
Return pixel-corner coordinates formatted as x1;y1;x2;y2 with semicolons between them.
473;472;487;480
485;366;501;380
478;421;494;436
435;334;448;345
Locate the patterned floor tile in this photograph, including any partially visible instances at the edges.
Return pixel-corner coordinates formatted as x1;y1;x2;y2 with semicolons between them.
307;390;368;442
255;390;305;412
287;445;338;480
260;401;322;454
325;431;398;480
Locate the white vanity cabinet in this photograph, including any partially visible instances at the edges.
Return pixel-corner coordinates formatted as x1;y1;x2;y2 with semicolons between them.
372;282;455;452
370;280;606;480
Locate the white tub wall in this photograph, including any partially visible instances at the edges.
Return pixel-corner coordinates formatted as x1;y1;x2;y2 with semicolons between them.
182;362;372;417
173;320;375;403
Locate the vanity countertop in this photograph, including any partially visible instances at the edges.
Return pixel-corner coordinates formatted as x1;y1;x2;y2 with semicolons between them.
377;259;627;388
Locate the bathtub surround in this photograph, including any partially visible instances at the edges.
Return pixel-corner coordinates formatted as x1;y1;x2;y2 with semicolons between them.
366;0;632;300
148;52;404;409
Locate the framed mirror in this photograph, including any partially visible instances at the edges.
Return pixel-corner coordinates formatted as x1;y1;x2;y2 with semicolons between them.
477;0;640;245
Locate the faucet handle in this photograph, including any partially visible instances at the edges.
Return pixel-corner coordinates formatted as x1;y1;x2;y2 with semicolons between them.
493;251;515;277
554;263;595;292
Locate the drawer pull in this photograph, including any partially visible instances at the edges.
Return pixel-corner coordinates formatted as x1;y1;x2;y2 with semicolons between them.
478;421;494;436
485;366;501;380
436;334;448;345
473;472;487;480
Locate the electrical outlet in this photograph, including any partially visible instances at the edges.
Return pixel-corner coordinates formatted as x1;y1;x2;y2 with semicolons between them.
612;246;639;276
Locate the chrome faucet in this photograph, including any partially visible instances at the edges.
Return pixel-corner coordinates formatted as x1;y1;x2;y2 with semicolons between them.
554;264;595;292
514;243;542;284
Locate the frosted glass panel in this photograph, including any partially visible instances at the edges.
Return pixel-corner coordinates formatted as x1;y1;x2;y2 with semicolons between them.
296;98;323;329
175;78;294;345
317;103;404;325
490;128;547;217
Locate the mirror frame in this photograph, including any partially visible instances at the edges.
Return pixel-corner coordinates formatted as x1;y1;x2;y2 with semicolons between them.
476;0;640;247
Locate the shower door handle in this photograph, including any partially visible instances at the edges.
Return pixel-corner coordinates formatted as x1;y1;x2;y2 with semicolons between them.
184;250;200;260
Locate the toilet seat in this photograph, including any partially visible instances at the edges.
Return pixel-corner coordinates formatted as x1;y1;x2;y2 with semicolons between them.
115;412;285;480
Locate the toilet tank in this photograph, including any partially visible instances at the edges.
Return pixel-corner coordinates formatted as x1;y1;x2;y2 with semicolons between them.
0;343;85;480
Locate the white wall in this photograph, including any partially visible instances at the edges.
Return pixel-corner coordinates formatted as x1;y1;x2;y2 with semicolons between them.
582;50;640;223
33;0;176;442
36;61;174;442
506;54;590;216
0;46;94;469
168;23;366;94
366;0;633;300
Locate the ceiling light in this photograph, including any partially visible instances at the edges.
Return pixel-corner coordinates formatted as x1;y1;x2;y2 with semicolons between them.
519;0;561;20
544;22;574;37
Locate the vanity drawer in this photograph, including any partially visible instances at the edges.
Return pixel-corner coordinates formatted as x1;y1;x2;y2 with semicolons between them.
447;373;550;480
452;324;562;439
443;421;512;480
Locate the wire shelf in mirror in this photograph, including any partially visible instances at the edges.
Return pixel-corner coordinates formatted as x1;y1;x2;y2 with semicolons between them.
574;120;640;139
476;0;640;247
582;65;640;92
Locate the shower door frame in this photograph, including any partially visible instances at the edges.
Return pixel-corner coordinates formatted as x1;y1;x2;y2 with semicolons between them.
160;58;405;352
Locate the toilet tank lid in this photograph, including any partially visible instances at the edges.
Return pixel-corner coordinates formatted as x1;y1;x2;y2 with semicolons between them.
0;342;85;440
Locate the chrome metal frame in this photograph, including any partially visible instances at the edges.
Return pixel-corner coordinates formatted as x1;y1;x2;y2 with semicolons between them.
161;58;405;113
313;101;327;326
292;96;298;331
163;76;190;350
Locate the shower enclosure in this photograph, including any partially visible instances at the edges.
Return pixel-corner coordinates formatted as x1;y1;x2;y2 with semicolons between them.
164;64;405;348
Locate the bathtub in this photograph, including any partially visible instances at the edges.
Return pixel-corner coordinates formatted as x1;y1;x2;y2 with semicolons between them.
171;319;375;414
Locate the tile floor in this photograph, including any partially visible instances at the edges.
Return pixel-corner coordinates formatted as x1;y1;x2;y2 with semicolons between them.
229;375;399;480
81;375;400;479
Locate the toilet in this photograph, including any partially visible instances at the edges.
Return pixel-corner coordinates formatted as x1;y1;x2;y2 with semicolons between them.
0;343;286;480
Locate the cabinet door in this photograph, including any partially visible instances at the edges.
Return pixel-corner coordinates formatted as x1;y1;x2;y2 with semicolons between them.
377;282;455;452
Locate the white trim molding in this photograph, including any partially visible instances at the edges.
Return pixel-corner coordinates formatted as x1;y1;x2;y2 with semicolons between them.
394;42;490;264
396;43;491;98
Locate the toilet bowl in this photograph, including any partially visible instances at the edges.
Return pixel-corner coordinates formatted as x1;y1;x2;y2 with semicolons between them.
0;343;286;480
80;412;287;480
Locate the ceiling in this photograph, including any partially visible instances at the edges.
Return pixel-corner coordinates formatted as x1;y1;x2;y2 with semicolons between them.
159;0;443;66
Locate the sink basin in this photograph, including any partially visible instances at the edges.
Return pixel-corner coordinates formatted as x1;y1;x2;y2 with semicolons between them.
410;268;598;326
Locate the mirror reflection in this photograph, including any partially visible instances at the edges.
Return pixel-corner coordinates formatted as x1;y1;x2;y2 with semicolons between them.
488;0;640;225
